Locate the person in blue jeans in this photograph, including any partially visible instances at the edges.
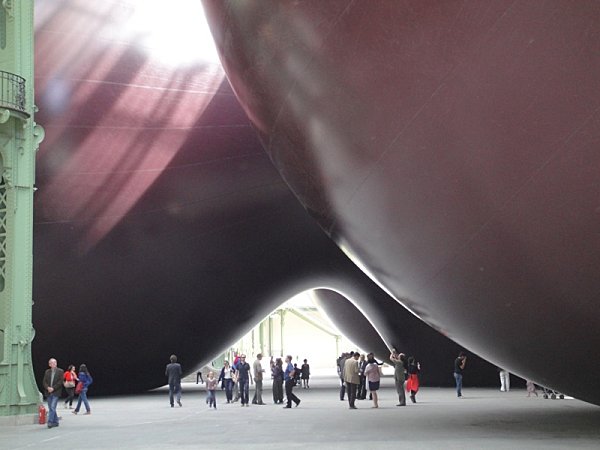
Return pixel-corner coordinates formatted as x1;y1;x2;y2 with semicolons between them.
42;358;65;428
165;354;183;407
235;355;252;406
454;352;467;397
73;364;93;414
283;355;301;408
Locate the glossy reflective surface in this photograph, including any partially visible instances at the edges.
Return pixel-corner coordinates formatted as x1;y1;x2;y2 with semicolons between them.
312;289;499;388
203;0;600;404
34;0;495;394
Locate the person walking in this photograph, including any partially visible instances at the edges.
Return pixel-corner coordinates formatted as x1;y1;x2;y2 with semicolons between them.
63;364;78;409
218;360;235;403
343;351;360;409
236;354;252;407
252;353;266;404
406;356;420;403
231;352;241;402
206;371;218;409
165;354;183;407
72;364;93;415
364;353;381;408
42;358;64;428
454;352;467;398
390;349;407;406
283;355;300;408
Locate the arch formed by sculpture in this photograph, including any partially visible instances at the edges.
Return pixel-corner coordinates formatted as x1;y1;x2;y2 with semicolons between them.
31;1;600;404
201;0;600;405
33;4;482;391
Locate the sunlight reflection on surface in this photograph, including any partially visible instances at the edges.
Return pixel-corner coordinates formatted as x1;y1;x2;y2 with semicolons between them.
35;0;225;252
128;0;220;67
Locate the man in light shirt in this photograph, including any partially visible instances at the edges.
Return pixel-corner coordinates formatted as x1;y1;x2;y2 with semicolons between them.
252;353;266;405
343;351;360;409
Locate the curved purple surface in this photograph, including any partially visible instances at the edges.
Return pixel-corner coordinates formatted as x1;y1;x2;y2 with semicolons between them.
312;289;503;388
33;0;497;395
202;1;600;404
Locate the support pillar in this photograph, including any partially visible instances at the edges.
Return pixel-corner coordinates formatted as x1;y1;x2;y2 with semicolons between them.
258;317;265;355
268;314;273;357
280;309;285;356
0;0;45;423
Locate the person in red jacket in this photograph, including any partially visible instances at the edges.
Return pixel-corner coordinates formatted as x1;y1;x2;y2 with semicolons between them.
63;365;78;409
406;356;421;403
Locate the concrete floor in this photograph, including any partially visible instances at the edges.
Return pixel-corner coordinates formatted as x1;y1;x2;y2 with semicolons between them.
2;376;599;449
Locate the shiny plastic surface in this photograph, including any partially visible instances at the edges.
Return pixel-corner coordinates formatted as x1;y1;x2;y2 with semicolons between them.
203;0;600;404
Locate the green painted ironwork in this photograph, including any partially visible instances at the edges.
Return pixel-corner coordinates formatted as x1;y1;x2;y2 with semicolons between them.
0;0;45;422
0;71;27;115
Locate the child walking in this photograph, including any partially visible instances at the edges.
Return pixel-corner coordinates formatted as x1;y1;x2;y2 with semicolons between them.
206;371;218;409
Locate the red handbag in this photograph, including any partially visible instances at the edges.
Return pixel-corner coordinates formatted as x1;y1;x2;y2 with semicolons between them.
75;381;84;394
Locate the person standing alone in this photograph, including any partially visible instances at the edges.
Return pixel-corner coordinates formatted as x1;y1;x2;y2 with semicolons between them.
252;353;266;405
42;358;64;428
166;354;183;407
301;359;311;389
454;352;467;398
498;367;510;392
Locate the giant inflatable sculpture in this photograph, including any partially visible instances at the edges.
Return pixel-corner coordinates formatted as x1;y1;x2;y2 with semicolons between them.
201;0;600;405
32;0;599;404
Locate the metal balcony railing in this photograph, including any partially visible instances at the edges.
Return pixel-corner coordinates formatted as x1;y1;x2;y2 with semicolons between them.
0;70;26;115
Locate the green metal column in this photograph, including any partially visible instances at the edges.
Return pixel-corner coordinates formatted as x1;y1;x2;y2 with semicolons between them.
0;0;45;422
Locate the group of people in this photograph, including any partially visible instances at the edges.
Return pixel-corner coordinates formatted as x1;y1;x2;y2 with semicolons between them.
167;353;311;410
42;358;93;429
336;349;421;409
168;348;545;415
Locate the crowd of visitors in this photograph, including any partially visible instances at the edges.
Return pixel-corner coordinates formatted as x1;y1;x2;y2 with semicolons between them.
43;347;544;431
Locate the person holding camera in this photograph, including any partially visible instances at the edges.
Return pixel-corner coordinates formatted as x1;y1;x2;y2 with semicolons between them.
390;348;407;406
454;352;467;397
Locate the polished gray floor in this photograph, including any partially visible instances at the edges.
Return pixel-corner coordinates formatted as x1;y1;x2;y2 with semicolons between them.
2;376;599;449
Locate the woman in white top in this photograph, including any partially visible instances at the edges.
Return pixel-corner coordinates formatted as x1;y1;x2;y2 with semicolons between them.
218;360;235;403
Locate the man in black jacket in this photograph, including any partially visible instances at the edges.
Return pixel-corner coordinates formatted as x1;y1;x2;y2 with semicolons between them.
165;354;183;407
42;358;64;428
357;354;367;400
